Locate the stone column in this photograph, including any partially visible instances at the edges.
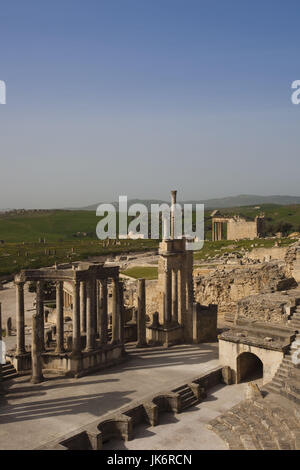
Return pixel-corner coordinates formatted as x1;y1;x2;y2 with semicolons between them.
80;281;87;333
31;281;44;383
31;312;44;383
136;278;147;347
218;222;222;240
72;280;81;355
56;281;64;353
99;279;108;345
171;190;177;240
16;282;26;354
178;267;186;326
212;221;215;241
36;281;44;352
118;281;125;345
86;279;96;351
111;277;119;343
172;270;178;323
163;267;172;325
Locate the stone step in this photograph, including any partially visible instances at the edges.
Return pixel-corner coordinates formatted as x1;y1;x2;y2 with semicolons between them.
264;384;281;395
179;389;194;399
250;404;294;450
173;384;188;393
280;389;300;405
207;421;244;450
2;363;15;371
287;380;300;396
2;371;18;381
181;396;199;409
219;406;276;450
271;378;284;389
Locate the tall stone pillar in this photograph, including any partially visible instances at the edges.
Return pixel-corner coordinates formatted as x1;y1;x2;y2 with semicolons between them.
136;278;147;347
171;190;177;240
31;281;44;383
56;281;64;353
163;267;172;325
86;279;96;351
72;280;81;355
172;270;178;323
16;282;26;354
118;281;125;345
36;281;44;352
80;281;87;333
31;312;44;384
111;277;119;343
99;279;108;345
212;221;215;241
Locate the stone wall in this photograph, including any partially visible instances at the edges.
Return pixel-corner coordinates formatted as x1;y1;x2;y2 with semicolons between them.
285;243;300;283
194;262;297;324
227;218;258;240
236;290;300;325
123;278;159;321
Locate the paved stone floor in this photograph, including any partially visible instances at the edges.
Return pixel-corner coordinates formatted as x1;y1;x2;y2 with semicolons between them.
0;343;224;450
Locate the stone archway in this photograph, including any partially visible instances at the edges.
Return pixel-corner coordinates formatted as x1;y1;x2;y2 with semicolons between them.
237;352;263;383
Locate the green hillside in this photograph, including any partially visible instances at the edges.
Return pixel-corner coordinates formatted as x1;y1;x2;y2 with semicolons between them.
0;204;299;278
1;204;300;243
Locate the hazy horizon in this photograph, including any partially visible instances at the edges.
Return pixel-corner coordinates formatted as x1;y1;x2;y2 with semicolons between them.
1;1;300;209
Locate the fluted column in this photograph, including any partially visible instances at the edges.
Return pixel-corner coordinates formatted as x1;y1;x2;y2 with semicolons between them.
16;282;25;354
36;281;44;351
111;277;119;343
118;281;125;345
86;279;96;351
72;280;81;355
99;279;108;345
31;312;44;383
56;281;64;353
172;270;178;323
163;267;172;325
80;281;87;333
136;278;147;347
31;281;44;383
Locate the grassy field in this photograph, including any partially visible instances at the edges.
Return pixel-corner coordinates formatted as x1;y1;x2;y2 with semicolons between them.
121;267;158;280
2;204;300;243
0;239;158;278
0;204;299;278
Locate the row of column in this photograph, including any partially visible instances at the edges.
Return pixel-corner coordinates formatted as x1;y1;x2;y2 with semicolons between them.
162;265;193;327
15;277;123;383
163;268;183;325
212;221;224;241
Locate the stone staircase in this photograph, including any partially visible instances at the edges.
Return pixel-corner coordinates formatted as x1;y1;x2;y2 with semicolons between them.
207;395;300;450
289;307;300;331
1;362;18;381
263;307;300;404
264;351;300;404
172;384;199;410
208;309;300;450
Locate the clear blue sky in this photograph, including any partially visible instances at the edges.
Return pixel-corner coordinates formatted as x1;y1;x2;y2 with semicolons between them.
0;0;299;208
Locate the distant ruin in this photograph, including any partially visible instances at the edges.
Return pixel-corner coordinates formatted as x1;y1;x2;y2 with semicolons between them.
211;210;265;241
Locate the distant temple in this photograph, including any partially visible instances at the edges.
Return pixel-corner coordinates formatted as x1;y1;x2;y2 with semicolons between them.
211;210;265;241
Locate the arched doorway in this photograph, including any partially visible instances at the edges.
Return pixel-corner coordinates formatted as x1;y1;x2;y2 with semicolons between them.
237;352;263;383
